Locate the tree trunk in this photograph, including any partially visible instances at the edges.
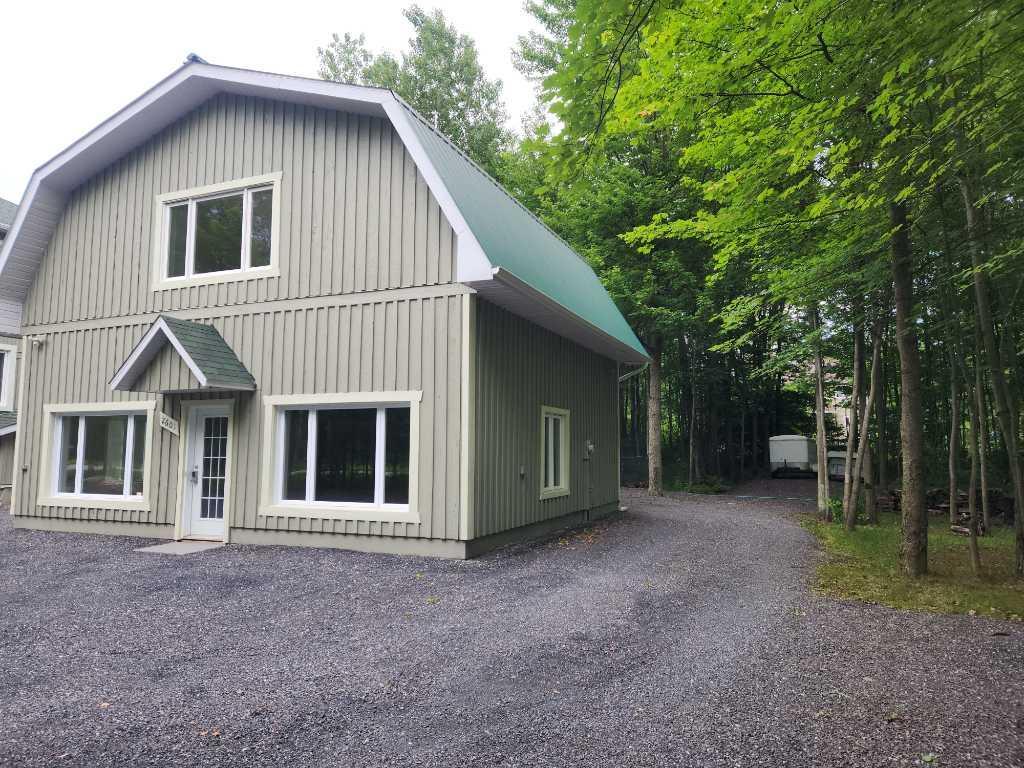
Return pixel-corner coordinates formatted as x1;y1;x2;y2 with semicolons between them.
976;342;991;532
647;337;663;496
964;352;983;575
843;316;864;529
877;336;889;492
850;316;883;525
890;201;927;577
948;351;961;525
688;355;697;485
958;174;1024;575
811;307;831;520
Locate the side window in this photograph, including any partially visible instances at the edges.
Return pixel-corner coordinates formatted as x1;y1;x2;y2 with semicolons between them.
0;343;16;410
155;172;281;289
50;410;149;499
540;406;570;499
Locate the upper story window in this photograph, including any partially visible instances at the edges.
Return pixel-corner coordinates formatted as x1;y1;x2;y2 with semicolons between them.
154;172;281;290
0;342;16;411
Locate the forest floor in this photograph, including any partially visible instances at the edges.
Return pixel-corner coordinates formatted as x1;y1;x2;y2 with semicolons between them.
1;490;1023;766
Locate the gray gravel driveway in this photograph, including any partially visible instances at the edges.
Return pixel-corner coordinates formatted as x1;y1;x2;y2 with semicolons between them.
1;486;1022;767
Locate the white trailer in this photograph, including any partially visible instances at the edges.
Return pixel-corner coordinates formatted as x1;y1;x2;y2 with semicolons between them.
769;435;816;474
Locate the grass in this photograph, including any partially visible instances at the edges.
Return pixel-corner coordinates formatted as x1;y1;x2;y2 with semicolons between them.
801;512;1024;620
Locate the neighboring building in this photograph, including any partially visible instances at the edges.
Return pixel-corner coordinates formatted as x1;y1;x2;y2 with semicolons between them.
0;197;19;504
0;60;647;556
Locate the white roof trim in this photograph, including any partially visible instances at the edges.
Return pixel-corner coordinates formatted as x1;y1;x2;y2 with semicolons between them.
0;423;16;438
110;317;210;391
0;61;494;303
0;61;641;361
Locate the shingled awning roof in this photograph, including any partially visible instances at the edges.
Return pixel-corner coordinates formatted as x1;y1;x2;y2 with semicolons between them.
110;315;256;392
0;410;16;436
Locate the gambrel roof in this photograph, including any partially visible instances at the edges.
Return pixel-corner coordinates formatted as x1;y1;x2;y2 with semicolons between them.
0;60;648;363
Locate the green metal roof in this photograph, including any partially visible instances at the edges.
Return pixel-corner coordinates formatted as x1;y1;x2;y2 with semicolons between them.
159;316;256;390
399;105;648;360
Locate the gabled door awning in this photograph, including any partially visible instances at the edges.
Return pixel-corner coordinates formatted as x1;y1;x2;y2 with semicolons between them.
111;315;256;393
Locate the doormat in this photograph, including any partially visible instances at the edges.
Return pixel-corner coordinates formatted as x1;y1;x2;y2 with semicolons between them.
135;541;224;555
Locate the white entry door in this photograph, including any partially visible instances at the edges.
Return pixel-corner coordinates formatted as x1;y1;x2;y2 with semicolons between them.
183;404;231;540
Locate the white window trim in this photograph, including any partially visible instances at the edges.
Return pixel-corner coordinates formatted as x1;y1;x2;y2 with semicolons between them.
539;405;571;501
37;400;157;511
259;391;421;523
151;172;282;291
0;341;16;411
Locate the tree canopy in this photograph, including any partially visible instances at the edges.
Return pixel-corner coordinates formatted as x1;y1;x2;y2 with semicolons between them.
318;5;512;176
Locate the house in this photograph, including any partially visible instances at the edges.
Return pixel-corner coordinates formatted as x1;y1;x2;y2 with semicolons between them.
0;60;648;557
0;197;19;503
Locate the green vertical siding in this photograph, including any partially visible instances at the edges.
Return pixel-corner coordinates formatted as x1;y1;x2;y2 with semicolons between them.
12;292;464;539
472;299;619;537
23;93;456;328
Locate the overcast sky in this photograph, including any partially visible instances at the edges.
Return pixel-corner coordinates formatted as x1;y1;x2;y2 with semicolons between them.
0;0;540;202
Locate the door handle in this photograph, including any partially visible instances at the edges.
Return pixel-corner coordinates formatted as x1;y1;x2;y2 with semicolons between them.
191;466;199;484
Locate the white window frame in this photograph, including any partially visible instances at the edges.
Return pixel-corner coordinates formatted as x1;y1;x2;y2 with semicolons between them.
0;341;16;411
259;392;421;523
540;405;570;500
152;172;282;291
37;401;157;511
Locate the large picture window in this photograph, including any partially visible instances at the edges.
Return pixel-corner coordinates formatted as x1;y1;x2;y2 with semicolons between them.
155;173;280;288
540;406;570;500
277;403;412;509
54;412;148;498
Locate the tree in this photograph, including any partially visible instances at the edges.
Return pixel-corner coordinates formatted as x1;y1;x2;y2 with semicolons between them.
318;5;512;176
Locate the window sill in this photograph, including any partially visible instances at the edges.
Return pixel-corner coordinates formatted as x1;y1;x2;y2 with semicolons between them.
37;495;151;512
259;503;418;524
539;487;570;501
152;265;280;291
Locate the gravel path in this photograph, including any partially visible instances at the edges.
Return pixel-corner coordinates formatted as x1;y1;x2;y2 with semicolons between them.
1;487;1021;767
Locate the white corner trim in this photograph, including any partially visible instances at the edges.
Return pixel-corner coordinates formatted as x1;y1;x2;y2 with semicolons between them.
458;294;476;540
110;317;208;391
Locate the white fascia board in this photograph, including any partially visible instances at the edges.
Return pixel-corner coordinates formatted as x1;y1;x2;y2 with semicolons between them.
477;268;650;364
0;60;493;302
381;101;493;283
109;317;210;391
0;423;15;438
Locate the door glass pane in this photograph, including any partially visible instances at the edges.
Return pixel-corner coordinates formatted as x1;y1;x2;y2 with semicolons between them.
58;416;79;493
282;410;308;501
315;408;376;503
200;416;228;519
250;188;273;267
130;415;146;495
384;407;411;504
194;194;243;273
81;415;128;495
167;204;188;277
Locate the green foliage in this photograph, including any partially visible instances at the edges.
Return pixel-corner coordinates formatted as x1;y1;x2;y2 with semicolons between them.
318;5;513;176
